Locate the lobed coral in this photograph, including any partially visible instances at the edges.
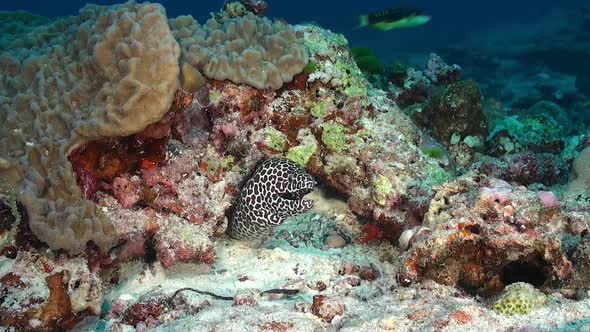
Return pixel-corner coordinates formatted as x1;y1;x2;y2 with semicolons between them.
170;11;308;90
0;11;51;50
0;1;180;253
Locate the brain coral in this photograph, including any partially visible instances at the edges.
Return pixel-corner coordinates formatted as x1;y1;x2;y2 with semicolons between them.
492;282;547;316
170;12;308;90
0;1;180;253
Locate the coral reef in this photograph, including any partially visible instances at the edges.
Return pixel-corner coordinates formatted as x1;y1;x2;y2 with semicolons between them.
561;235;590;292
0;252;103;330
0;1;180;253
396;174;588;296
0;179;19;250
170;10;308;89
1;2;590;332
411;80;487;146
393;53;462;107
478;153;566;187
487;113;564;155
0;12;50;52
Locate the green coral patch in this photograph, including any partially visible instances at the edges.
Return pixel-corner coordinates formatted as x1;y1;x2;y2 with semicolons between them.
308;100;331;118
287;145;316;167
492;282;547;316
355;55;383;75
422;147;445;159
350;47;374;58
426;164;453;186
263;127;288;152
321;121;347;153
302;61;318;74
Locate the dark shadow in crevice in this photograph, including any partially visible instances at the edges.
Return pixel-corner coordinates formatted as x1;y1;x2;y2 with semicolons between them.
500;258;551;288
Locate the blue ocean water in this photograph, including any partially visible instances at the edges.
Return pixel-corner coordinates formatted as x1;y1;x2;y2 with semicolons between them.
2;0;588;62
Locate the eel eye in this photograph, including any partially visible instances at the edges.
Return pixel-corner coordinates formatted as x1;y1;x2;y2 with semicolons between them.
278;191;300;200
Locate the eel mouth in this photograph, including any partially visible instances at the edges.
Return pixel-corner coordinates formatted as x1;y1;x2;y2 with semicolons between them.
279;187;314;201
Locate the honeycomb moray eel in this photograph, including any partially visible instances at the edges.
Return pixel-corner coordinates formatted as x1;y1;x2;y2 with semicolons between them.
228;158;317;240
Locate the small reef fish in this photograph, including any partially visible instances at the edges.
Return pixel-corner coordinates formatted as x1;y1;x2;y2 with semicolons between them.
358;7;431;31
228;158;316;240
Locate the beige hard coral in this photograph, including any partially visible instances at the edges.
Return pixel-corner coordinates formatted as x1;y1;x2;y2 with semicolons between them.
170;12;308;90
0;11;51;50
0;1;181;253
567;146;590;198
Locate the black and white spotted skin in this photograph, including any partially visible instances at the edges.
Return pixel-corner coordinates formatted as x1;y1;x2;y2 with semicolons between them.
228;158;317;240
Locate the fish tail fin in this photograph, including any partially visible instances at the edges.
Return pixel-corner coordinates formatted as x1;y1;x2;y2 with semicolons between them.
358;15;369;28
